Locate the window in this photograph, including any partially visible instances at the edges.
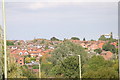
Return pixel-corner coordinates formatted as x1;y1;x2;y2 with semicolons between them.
20;63;22;64
24;52;28;55
19;52;22;55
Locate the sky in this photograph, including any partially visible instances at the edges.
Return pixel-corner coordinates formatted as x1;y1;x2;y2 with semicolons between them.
0;2;118;40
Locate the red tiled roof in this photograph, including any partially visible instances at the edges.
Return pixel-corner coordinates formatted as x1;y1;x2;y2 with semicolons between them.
100;51;113;60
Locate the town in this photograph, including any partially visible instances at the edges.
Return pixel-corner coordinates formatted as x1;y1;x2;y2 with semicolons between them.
0;26;119;78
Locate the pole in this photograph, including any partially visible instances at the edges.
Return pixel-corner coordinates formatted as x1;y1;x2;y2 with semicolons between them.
39;63;41;78
2;0;7;79
78;55;81;80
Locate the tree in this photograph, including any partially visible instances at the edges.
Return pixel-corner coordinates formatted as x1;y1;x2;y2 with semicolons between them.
25;57;31;63
102;42;116;53
98;35;107;41
82;67;118;78
30;57;36;61
82;55;118;78
18;42;21;45
110;32;113;39
47;40;88;78
50;37;59;41
48;40;87;66
32;65;39;69
71;37;80;40
94;48;102;54
51;56;79;78
83;38;86;41
91;39;95;41
7;41;14;46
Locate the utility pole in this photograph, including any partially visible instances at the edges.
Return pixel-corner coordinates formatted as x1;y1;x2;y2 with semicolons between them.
2;0;7;79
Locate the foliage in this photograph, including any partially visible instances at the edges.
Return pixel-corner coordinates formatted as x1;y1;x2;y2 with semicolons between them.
83;38;86;41
8;55;37;78
82;67;118;78
41;62;53;77
51;56;79;78
24;55;31;58
102;42;116;53
32;65;39;69
82;55;118;78
48;40;88;65
21;66;37;78
71;37;80;40
18;42;21;45
98;33;117;42
33;39;37;43
25;57;31;63
94;48;102;54
47;40;88;78
50;37;59;41
30;57;36;61
91;39;96;41
7;41;14;46
98;35;107;41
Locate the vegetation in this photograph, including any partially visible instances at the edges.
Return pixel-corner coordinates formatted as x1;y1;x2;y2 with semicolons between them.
82;56;118;78
30;57;36;61
25;57;31;63
83;38;86;41
44;40;88;78
50;37;59;41
32;65;39;69
7;41;14;46
71;37;80;40
94;48;102;54
102;42;117;53
99;35;107;41
42;40;118;78
98;32;117;42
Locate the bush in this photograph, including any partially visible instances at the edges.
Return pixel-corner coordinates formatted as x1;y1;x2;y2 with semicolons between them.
32;65;39;69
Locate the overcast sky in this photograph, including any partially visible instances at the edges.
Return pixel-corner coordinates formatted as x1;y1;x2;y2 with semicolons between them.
0;2;118;40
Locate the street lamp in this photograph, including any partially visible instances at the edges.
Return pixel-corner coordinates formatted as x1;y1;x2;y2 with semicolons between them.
2;0;7;79
39;55;42;78
78;55;81;80
68;54;81;80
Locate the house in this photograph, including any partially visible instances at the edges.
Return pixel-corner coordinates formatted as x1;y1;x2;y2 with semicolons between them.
100;51;113;60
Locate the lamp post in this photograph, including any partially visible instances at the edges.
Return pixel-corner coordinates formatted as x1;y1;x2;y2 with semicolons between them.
39;55;42;78
39;62;41;78
78;55;81;80
2;0;7;79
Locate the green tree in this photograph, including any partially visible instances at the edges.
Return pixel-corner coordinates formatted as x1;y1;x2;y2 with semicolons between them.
71;37;80;40
48;40;87;65
83;38;86;41
32;65;39;69
47;40;88;78
98;35;107;41
82;56;118;78
30;57;36;61
18;42;21;45
7;41;14;46
52;56;79;78
102;42;116;53
25;57;31;63
94;48;102;54
50;37;59;41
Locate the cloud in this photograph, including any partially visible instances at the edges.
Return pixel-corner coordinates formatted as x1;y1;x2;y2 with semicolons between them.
0;0;119;2
25;2;82;10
